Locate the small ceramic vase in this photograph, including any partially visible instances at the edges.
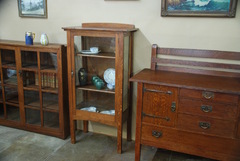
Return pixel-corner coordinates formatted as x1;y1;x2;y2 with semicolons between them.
78;68;87;86
40;33;49;46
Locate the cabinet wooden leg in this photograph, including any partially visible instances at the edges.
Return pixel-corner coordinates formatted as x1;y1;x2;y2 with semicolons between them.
83;120;88;133
70;120;76;144
135;143;141;161
117;121;123;154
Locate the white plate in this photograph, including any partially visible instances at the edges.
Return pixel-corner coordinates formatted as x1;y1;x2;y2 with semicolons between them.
103;68;115;85
80;106;97;112
100;110;115;115
80;50;101;55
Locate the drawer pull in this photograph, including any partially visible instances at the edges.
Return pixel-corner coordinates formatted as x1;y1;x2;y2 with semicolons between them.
199;122;211;129
171;102;176;112
202;91;214;99
144;88;172;95
142;112;170;121
152;130;162;138
201;105;212;113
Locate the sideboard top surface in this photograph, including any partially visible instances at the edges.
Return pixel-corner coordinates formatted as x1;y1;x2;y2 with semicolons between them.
130;68;240;95
0;39;64;49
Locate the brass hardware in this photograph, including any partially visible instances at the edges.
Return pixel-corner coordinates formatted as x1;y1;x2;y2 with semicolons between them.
144;88;172;95
171;102;176;112
71;70;74;77
201;105;212;113
18;70;22;77
152;130;162;138
199;122;211;129
202;91;214;99
142;112;170;121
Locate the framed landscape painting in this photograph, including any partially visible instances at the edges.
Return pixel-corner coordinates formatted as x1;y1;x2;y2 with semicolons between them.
161;0;238;17
18;0;47;18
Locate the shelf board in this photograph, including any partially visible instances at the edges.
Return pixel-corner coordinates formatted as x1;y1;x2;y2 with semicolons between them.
22;65;38;71
2;63;16;68
5;100;19;107
77;100;114;112
3;79;18;86
76;52;115;59
23;85;39;91
24;105;40;110
43;100;59;112
40;66;57;73
77;84;115;94
42;87;58;94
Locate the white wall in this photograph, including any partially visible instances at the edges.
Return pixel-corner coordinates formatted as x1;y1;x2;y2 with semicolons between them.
1;0;240;139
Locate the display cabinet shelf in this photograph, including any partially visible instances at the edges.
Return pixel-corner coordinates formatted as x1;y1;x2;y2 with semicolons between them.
0;40;69;139
77;52;116;59
77;85;115;94
63;23;137;153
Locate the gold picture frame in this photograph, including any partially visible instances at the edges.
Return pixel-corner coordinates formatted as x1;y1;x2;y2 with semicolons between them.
161;0;238;17
18;0;47;18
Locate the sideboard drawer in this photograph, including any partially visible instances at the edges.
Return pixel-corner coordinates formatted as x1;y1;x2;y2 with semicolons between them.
180;88;239;105
177;114;235;138
142;84;178;127
141;124;175;145
179;98;238;120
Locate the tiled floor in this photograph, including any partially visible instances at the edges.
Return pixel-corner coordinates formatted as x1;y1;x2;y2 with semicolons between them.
0;125;214;161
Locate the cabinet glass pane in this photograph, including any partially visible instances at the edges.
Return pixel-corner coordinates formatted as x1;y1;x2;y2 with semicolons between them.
0;103;4;118
6;105;20;121
25;108;41;125
4;86;18;104
76;90;115;115
81;37;115;53
43;111;59;128
3;69;17;85
1;49;16;67
74;36;116;115
40;52;57;70
42;92;58;111
21;51;38;69
24;90;40;108
23;71;38;87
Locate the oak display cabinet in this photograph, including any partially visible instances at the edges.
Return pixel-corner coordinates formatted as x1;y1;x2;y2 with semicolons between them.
0;40;69;139
63;23;138;153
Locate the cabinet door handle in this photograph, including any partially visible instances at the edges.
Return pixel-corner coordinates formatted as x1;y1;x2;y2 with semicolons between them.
201;105;212;113
144;88;172;95
142;112;170;121
199;122;211;129
152;130;162;138
202;91;214;99
18;70;22;77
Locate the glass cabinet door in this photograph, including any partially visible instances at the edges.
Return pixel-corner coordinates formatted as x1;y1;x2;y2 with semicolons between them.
74;36;116;116
1;49;20;121
21;50;60;129
40;52;59;129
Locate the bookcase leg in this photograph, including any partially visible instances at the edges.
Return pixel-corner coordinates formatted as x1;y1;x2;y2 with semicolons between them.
83;120;88;133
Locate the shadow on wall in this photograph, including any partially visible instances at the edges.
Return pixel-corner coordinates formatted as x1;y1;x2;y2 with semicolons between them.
133;30;152;75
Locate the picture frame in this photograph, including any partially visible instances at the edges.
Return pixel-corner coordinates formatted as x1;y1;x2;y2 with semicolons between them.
18;0;47;18
161;0;238;17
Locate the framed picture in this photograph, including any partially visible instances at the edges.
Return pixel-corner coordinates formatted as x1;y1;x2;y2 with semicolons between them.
18;0;47;18
161;0;238;17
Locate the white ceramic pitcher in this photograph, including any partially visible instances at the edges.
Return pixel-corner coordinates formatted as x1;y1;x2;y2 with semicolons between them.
40;33;49;46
